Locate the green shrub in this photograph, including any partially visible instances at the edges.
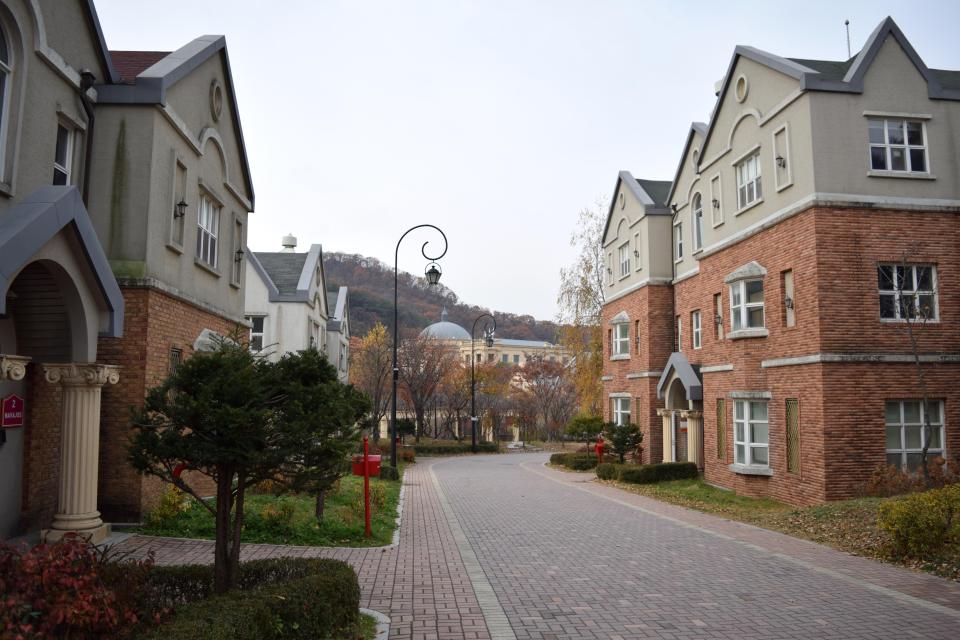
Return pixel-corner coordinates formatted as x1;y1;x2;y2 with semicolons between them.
565;454;598;470
400;448;416;463
142;559;360;640
618;462;699;484
412;441;497;455
877;484;960;557
379;465;400;481
549;453;569;465
596;463;623;480
146;485;190;527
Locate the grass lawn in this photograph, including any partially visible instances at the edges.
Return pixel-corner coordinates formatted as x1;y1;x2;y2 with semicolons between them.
604;477;960;582
137;466;405;547
357;613;379;640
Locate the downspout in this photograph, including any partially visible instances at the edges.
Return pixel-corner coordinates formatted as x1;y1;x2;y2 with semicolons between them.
78;69;97;205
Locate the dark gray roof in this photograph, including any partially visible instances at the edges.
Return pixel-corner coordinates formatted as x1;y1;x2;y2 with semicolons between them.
326;290;338;315
787;57;855;80
635;179;672;207
932;69;960;91
255;252;309;296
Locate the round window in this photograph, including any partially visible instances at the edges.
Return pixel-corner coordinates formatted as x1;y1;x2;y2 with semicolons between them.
619;192;625;209
735;75;748;102
210;80;224;121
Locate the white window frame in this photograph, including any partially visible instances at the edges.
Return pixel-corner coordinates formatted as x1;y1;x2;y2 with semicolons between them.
878;264;938;322
246;315;265;352
709;175;723;227
734;400;769;467
868;118;929;174
885;400;945;471
618;242;631;278
612;397;631;426
53;123;74;186
692;310;702;349
692;193;704;252
730;279;764;330
197;193;221;268
0;27;13;180
612;323;629;356
673;222;683;262
735;151;762;211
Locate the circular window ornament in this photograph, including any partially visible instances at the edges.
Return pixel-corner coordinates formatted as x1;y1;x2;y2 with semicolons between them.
734;75;748;103
210;79;224;121
619;192;625;209
691;148;700;168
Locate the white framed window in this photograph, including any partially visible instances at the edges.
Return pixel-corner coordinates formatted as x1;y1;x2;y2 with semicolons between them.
709;175;723;227
674;223;683;262
692;193;704;251
878;264;938;321
501;354;508;363
0;26;12;179
612;397;631;426
730;279;764;330
513;354;520;364
735;152;762;210
885;400;944;471
246;315;265;351
612;323;629;356
692;310;702;349
734;400;769;467
197;194;220;268
869;119;927;173
53;123;74;186
618;242;630;277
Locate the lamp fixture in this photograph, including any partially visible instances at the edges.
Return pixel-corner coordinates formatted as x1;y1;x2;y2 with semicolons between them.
670;204;678;213
485;333;494;348
606;266;613;274
714;314;723;326
712;198;720;208
633;249;639;258
784;296;794;309
776;155;787;168
234;248;244;264
174;198;187;219
425;262;442;286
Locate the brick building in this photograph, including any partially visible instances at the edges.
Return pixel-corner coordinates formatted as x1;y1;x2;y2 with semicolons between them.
601;17;960;506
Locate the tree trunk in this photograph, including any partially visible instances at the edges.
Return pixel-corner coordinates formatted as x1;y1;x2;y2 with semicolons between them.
315;490;326;522
228;474;246;590
414;408;425;443
213;468;234;594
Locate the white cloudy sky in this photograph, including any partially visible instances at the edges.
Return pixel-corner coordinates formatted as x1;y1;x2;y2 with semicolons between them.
96;0;959;321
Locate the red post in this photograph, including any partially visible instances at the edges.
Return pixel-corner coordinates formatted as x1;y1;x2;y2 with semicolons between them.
595;436;604;465
363;436;371;538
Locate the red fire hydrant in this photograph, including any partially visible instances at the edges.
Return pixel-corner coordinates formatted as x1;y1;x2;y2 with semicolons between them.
594;436;604;465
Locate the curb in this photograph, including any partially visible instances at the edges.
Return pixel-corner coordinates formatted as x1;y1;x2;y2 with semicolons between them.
359;607;391;640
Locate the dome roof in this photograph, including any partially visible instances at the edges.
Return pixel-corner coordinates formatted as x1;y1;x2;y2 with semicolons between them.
420;308;470;340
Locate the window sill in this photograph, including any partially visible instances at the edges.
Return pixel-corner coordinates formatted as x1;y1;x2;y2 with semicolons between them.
711;220;724;229
229;281;241;290
729;463;773;477
734;198;764;216
0;181;13;198
610;354;630;361
194;258;222;278
867;170;936;180
775;180;793;193
880;317;940;324
726;328;769;340
618;274;630;281
166;242;184;255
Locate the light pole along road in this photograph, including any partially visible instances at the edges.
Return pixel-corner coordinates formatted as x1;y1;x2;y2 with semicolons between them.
389;224;447;468
469;313;496;454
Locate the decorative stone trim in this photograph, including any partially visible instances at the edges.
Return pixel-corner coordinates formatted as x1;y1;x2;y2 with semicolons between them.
727;328;769;340
626;371;663;379
0;355;30;381
729;390;772;400
609;310;630;324
729;463;773;477
608;392;631;398
43;363;120;387
724;260;767;284
600;375;614;381
680;410;702;419
762;353;960;368
610;354;630;361
700;364;734;373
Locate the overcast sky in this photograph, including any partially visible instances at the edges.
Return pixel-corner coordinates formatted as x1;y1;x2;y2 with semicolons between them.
96;0;959;322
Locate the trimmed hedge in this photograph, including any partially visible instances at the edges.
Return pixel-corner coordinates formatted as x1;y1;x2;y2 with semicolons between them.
412;441;498;455
379;465;401;481
596;463;623;480
549;452;599;470
140;558;359;639
618;462;698;484
877;484;960;557
549;453;568;465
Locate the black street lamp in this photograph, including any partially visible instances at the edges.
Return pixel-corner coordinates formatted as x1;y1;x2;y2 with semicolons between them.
390;225;448;468
470;313;496;454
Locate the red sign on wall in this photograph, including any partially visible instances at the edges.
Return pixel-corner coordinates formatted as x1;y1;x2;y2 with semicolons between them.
2;394;25;428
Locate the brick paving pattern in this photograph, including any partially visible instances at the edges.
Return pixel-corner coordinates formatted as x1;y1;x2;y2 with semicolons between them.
115;453;960;639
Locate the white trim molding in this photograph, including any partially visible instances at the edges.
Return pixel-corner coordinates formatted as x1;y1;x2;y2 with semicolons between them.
701;364;734;373
600;375;614;381
729;390;772;400
608;392;632;398
626;371;663;379
862;110;932;120
673;267;699;284
762;352;960;368
603;276;673;304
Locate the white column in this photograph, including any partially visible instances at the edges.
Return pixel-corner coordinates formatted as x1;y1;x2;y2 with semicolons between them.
657;408;674;463
681;410;703;469
42;363;119;544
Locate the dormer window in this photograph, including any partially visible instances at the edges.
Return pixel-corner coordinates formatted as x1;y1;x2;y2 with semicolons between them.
618;242;630;277
868;118;927;173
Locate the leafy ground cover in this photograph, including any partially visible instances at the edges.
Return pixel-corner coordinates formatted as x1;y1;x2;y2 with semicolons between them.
358;613;379;640
604;477;960;582
138;467;405;547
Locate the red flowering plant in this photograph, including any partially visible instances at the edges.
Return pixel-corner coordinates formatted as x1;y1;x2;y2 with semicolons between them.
0;533;158;639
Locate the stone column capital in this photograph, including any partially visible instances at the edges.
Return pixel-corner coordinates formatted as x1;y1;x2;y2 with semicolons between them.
681;410;702;419
656;408;673;417
43;363;120;387
0;355;31;381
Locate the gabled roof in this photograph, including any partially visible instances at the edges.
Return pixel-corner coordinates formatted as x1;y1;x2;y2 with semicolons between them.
699;17;960;162
97;35;255;208
656;352;702;401
248;244;324;305
0;186;123;336
602;171;672;241
82;0;121;84
327;286;348;332
665;122;707;206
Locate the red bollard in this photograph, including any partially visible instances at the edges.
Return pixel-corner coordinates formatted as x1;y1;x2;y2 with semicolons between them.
363;436;371;538
595;436;604;465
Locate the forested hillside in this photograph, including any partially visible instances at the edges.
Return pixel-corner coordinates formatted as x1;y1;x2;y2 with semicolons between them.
324;252;561;342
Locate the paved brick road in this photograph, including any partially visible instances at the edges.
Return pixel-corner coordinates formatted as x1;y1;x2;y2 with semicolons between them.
115;453;960;639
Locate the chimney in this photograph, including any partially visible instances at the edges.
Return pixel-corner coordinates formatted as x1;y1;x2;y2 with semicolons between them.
281;233;297;252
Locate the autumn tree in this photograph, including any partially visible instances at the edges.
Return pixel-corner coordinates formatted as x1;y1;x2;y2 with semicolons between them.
565;415;604;449
476;362;516;442
510;387;538;444
350;322;392;439
520;356;567;440
556;201;606;417
435;364;471;440
398;332;458;442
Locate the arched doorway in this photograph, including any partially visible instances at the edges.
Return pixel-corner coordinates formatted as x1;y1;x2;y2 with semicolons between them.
656;353;704;468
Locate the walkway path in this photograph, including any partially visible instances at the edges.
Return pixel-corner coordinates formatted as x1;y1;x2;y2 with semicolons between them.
114;453;960;639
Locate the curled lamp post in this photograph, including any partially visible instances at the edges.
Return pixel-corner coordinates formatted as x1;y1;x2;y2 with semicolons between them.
390;225;448;468
470;313;496;454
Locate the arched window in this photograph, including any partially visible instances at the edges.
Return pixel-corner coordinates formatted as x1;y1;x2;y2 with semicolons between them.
692;193;704;251
0;26;11;178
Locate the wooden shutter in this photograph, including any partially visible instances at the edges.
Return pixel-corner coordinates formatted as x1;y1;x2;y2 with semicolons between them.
786;398;801;473
716;398;726;459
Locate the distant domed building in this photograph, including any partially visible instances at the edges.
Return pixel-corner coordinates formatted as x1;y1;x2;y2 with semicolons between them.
420;308;471;341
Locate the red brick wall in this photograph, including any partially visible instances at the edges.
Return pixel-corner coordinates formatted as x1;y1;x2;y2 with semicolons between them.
97;286;241;521
20;365;62;530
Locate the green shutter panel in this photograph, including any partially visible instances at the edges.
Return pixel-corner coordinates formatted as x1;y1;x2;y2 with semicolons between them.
716;398;726;459
786;398;801;473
